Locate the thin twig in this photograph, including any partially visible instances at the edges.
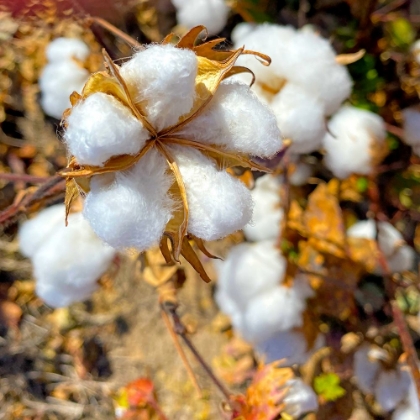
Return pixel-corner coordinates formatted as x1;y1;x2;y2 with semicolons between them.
0;173;50;184
160;309;203;398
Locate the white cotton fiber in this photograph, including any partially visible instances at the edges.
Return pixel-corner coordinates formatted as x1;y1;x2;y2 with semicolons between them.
243;175;283;242
392;375;420;420
323;106;386;179
347;219;376;240
241;276;314;343
45;37;90;63
216;241;286;310
65;92;150;166
231;22;255;45
353;344;381;394
214;289;244;332
40;60;89;119
375;368;411;412
271;83;326;154
169;145;253;241
120;44;197;131
402;107;420;152
289;161;313;186
410;39;420;65
284;378;319;417
83;149;175;251
19;204;65;258
173;0;229;36
178;80;282;157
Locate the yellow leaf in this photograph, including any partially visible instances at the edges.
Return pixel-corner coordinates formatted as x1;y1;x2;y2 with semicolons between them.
180;237;211;283
64;178;79;226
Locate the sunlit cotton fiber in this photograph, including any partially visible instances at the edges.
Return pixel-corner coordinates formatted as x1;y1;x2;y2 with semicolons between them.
64;92;149;166
19;205;115;308
83;149;175;251
375;368;411;412
284;378;319;417
45;37;90;63
353;344;382;394
323;106;386;179
243;175;283;242
177;80;282;158
392;375;420;420
172;0;229;36
120;44;197;131
402;107;420;154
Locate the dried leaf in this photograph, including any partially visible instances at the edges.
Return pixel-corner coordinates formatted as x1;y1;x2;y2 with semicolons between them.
335;49;365;65
176;25;207;49
180;237;211;283
64;178;79;226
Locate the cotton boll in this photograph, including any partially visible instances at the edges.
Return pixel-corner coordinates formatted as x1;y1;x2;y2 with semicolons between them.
217;241;286;310
392;375;420;420
243;175;283;242
178;80;282;157
377;221;404;257
353;344;382;394
231;22;255;45
170;146;253;241
19;204;65;258
39;60;89;119
284;378;319;417
83;149;175;251
289;162;313;186
120;45;197;131
241;276;314;343
174;0;229;36
214;289;244;332
45;37;90;63
65;92;150;166
32;211;115;308
271;83;325;154
347;219;376;240
323;106;386;179
387;245;415;273
375;368;411;412
402;107;420;149
410;39;420;65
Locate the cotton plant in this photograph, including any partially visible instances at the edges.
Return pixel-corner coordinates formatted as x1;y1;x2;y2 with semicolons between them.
402;106;420;156
353;343;412;413
172;0;229;36
323;106;387;179
39;37;91;119
232;23;352;154
19;204;116;308
347;219;414;273
60;27;282;279
215;240;318;365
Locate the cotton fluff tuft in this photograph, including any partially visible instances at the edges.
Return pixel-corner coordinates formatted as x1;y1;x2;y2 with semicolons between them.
120;44;197;131
178;80;282;158
170;146;252;241
353;344;382;394
64;93;150;166
323;106;386;179
270;83;326;154
284;378;319;417
410;39;420;65
19;205;115;308
402;107;420;155
83;149;175;251
243;175;283;242
289;161;313;186
45;37;90;63
172;0;229;36
375;369;411;412
39;60;89;119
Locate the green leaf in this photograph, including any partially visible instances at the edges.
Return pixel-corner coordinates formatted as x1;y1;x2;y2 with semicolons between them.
387;17;415;49
314;373;346;402
356;177;368;193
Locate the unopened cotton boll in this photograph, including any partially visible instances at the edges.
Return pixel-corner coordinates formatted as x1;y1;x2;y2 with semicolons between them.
64;92;150;166
271;83;326;154
402;107;420;153
284;378;319;417
375;368;411;412
178;80;282;157
45;37;90;63
216;241;286;310
323;106;386;179
172;0;229;36
40;60;89;119
243;175;283;242
170;146;252;241
120;44;197;131
392;375;420;420
83;149;175;251
241;276;314;343
231;22;255;45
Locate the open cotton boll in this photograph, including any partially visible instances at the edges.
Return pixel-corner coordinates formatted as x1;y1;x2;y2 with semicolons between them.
241;276;314;343
323;106;386;179
392;375;420;420
231;22;255;45
243;175;283;242
178;80;281;158
19;204;65;258
387;245;415;273
214;289;244;332
173;0;229;36
402;107;420;150
170;146;252;241
410;39;420;65
32;211;115;308
347;219;376;240
353;344;382;394
218;241;286;310
83;149;175;251
45;37;90;63
289;161;313;186
120;44;197;131
39;60;89;119
65;92;150;166
375;368;411;412
271;83;325;154
284;378;319;417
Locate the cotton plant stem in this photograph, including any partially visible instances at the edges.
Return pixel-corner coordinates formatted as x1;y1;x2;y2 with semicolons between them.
160;309;203;398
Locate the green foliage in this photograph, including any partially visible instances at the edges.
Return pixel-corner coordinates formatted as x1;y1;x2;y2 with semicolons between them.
314;373;346;401
386;17;415;49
